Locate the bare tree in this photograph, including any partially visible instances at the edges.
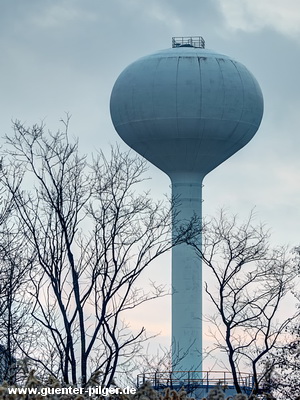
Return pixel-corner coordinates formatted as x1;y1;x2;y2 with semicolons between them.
272;327;300;400
266;283;300;400
193;210;299;395
0;227;37;383
0;162;37;383
1;118;196;386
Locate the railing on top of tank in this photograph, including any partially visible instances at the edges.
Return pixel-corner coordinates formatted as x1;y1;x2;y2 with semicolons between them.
137;370;253;390
172;36;205;49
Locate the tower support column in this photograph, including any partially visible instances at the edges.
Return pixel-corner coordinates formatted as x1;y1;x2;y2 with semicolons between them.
171;173;203;373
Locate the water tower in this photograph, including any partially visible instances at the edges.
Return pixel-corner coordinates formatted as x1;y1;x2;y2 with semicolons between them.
110;37;263;374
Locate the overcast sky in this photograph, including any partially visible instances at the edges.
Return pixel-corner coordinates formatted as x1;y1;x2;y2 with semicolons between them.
1;0;300;368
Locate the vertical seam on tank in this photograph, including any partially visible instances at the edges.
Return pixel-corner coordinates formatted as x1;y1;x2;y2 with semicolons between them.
198;57;203;119
150;56;165;167
216;58;226;120
228;67;262;148
130;69;134;124
193;56;204;172
219;59;246;144
210;59;244;152
175;57;180;138
152;57;162;133
225;61;256;152
231;60;245;125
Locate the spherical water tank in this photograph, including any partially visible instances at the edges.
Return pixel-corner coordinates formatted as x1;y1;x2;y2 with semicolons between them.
110;46;263;179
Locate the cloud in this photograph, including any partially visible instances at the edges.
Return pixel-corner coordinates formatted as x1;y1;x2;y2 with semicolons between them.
218;0;300;38
30;2;97;29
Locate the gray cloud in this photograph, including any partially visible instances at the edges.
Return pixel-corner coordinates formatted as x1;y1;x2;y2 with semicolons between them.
1;0;299;229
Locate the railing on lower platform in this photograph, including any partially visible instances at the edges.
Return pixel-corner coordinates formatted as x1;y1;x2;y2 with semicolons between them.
137;370;253;393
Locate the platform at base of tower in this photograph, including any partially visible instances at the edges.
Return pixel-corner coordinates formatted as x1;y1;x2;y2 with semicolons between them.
137;370;265;398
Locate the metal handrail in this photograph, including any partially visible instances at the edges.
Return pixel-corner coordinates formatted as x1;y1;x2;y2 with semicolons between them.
172;36;205;49
137;370;253;389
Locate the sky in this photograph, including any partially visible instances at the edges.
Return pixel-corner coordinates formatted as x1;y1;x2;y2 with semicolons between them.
1;0;300;370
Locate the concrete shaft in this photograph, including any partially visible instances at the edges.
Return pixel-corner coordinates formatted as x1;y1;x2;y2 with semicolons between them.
171;173;203;371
